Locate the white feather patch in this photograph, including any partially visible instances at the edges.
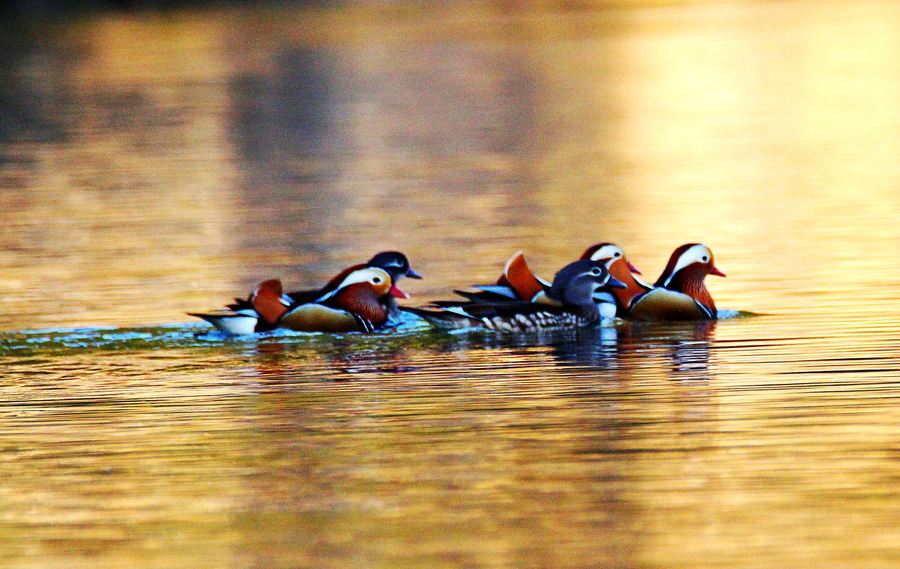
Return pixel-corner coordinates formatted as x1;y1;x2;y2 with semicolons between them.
473;285;519;299
444;306;475;319
599;302;617;321
588;244;623;265
316;267;391;302
210;315;259;335
663;244;712;287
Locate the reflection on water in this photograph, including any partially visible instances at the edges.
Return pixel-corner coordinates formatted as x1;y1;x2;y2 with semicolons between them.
1;1;899;568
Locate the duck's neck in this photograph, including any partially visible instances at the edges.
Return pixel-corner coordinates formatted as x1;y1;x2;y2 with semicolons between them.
610;260;651;309
665;268;716;314
333;285;389;327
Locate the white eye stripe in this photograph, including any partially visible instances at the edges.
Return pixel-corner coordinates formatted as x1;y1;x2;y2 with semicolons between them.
663;245;712;287
581;268;608;281
589;245;622;262
589;245;626;268
316;268;391;301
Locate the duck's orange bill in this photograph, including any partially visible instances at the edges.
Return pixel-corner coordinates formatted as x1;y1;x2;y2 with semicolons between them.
389;285;410;299
709;266;726;277
627;261;642;275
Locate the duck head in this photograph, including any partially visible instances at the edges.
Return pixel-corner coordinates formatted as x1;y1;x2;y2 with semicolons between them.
654;243;725;313
368;251;422;283
319;252;419;303
580;242;649;310
549;260;627;319
580;242;642;275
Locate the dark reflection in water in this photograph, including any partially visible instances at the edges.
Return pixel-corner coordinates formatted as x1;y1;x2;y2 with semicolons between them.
225;32;543;269
0;32;75;164
231;48;335;179
229;45;343;259
548;320;717;377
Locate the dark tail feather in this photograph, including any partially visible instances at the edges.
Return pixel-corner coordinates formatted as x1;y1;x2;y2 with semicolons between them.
227;298;253;311
400;306;479;330
286;288;321;305
453;288;517;303
399;306;444;319
187;312;218;324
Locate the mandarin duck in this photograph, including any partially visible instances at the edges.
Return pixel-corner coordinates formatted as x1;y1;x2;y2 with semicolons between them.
285;251;421;321
190;265;410;335
405;260;626;333
627;243;725;321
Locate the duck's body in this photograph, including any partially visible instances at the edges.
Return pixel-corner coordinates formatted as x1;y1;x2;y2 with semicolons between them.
276;267;398;333
406;260;626;333
190;253;419;335
626;243;725;321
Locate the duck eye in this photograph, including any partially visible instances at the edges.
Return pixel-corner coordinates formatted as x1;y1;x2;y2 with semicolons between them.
701;256;709;262
372;277;382;284
590;268;602;276
614;252;621;257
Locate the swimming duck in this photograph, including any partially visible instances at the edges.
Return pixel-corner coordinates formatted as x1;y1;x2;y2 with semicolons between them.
190;265;408;335
405;260;626;333
285;251;421;321
579;242;651;317
627;243;725;321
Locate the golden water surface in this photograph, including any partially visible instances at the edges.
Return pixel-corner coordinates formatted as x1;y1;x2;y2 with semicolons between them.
0;1;898;568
